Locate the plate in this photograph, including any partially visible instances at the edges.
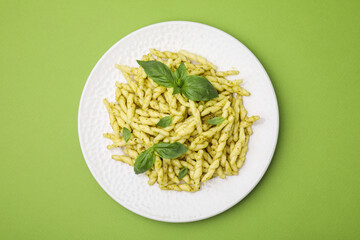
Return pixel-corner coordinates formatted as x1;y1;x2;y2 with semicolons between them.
78;21;279;222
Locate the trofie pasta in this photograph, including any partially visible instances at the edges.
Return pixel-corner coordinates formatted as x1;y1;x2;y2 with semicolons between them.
103;49;259;192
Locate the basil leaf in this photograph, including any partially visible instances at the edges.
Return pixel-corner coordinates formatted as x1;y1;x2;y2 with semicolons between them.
157;116;172;128
174;62;187;87
134;148;155;174
172;84;181;95
122;127;131;142
153;142;188;159
181;75;219;101
207;116;225;125
137;60;175;88
178;167;188;180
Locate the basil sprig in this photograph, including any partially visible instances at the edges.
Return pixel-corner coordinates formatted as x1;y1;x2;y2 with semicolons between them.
137;60;218;101
157;116;172;128
134;142;188;174
207;116;225;125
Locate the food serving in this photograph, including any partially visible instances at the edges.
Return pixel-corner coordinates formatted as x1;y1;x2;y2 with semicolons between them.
103;49;259;192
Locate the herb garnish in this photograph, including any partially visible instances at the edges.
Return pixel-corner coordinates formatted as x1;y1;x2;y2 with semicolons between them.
134;142;188;174
157;116;172;128
178;167;189;179
137;61;218;101
122;127;131;142
207;116;225;125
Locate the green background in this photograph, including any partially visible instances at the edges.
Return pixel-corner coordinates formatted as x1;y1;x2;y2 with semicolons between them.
1;0;359;239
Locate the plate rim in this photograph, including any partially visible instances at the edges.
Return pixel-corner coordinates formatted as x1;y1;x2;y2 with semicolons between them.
78;20;279;222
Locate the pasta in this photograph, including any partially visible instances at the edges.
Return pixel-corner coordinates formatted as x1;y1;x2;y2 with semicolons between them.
103;49;259;192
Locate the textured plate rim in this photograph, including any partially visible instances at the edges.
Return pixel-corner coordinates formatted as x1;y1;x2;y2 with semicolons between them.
78;20;279;223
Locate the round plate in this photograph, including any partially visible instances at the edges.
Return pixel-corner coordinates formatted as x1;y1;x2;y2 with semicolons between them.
78;21;279;222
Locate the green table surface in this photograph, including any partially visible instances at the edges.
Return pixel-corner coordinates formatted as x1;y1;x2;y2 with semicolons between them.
1;0;359;239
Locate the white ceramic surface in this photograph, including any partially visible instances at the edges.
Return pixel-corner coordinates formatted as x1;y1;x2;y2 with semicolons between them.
78;21;279;222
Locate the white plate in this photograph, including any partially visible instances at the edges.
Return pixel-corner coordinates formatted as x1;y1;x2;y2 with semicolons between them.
78;21;279;222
